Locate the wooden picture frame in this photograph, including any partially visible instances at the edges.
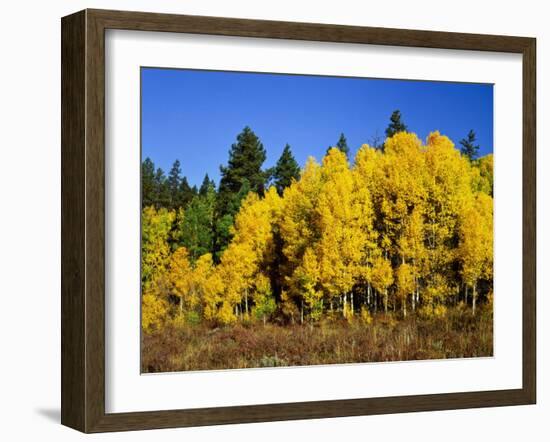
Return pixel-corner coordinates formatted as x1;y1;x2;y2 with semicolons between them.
61;8;536;433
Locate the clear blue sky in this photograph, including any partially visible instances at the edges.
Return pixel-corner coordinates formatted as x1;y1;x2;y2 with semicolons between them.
141;68;493;188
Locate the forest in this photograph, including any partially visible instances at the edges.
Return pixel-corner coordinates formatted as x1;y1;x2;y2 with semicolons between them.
141;111;494;372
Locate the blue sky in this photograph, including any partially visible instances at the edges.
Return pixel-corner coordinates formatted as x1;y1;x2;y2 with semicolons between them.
141;68;493;188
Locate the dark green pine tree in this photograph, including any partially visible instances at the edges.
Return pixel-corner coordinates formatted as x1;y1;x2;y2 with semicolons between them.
385;110;408;138
178;176;196;208
167;159;182;209
153;167;171;209
199;173;216;197
273;144;300;196
216;126;268;219
460;129;480;161
141;157;156;208
326;133;350;157
336;133;349;155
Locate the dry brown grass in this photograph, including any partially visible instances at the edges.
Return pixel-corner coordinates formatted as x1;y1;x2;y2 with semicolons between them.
141;304;493;373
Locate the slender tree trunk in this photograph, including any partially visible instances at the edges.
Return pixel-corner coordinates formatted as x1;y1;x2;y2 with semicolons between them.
180;296;184;315
350;292;354;316
465;286;468;305
300;299;304;324
343;292;348;318
367;282;371;306
374;291;378;314
244;288;249;315
403;294;407;318
412;278;416;312
384;289;388;314
472;283;477;316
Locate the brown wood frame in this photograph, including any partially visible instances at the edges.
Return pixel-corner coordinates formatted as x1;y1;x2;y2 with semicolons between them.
61;8;536;433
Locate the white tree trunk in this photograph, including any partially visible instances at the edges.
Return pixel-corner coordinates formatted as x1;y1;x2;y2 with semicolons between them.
472;283;477;316
343;292;348;318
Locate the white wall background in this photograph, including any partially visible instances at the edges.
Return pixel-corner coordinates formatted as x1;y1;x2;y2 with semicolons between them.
0;0;546;440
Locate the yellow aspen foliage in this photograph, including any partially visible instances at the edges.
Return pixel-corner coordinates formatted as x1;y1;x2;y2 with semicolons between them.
379;133;428;254
459;192;493;314
216;241;255;323
141;206;175;288
280;157;323;315
396;262;415;317
252;274;276;325
141;129;494;329
197;253;224;321
352;144;379;289
421;273;450;318
168;246;194;317
294;247;323;320
371;257;394;314
280;157;322;265
217;187;281;322
142;288;169;333
354;144;381;193
474;154;493;195
316;148;366;318
423;131;472;302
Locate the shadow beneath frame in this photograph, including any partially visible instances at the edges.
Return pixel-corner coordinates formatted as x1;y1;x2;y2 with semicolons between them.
35;408;60;423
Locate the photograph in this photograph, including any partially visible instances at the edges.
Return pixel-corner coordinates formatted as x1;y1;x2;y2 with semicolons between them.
140;67;494;373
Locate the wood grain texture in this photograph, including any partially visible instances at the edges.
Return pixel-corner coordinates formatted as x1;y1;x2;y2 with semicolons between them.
522;38;536;403
61;10;86;432
61;8;537;433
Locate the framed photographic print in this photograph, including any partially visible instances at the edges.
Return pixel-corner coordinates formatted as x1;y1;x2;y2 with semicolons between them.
61;9;536;433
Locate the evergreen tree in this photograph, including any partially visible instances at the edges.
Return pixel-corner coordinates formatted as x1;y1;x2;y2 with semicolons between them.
326;133;350;157
217;126;268;213
215;127;268;256
167;160;182;209
273;144;300;196
178;176;195;208
460;129;480;161
142;157;156;208
154;167;171;208
385;110;408;138
336;133;350;156
199;173;216;197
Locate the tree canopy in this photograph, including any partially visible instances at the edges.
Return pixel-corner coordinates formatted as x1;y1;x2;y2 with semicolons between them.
142;130;493;330
273;144;300;196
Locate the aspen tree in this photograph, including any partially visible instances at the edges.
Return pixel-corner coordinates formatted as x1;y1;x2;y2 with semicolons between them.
168;246;194;317
423;131;472;307
280;158;323;320
459;192;493;315
371;257;394;314
317;148;365;319
353;144;380;309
